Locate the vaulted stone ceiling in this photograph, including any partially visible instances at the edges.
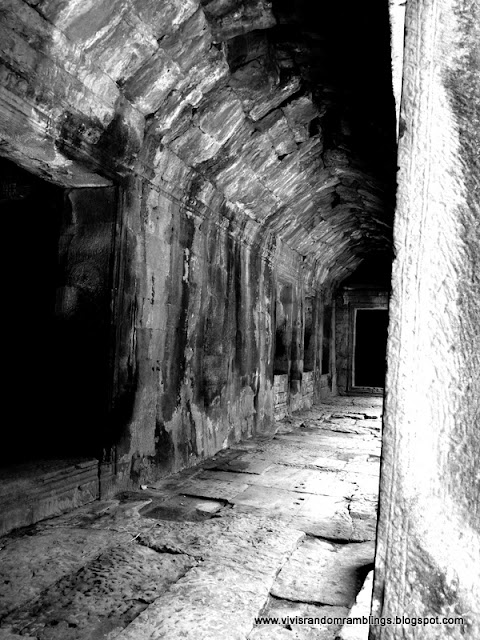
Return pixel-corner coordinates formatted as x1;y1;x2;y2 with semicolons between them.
1;0;396;285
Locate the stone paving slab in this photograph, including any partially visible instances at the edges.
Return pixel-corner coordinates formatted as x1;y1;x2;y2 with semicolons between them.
250;600;349;640
2;544;195;640
214;450;351;474
343;457;380;476
114;565;265;640
271;433;380;454
114;518;304;640
346;473;380;496
136;513;304;569
232;486;357;540
197;467;358;499
0;528;131;618
241;441;379;470
35;497;155;535
271;538;375;607
0;398;382;640
273;431;380;449
208;455;274;475
169;474;250;502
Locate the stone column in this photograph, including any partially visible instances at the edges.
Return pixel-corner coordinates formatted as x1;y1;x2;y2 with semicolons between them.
372;0;480;638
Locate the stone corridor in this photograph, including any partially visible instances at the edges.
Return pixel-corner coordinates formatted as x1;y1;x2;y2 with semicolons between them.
1;0;479;634
0;397;382;640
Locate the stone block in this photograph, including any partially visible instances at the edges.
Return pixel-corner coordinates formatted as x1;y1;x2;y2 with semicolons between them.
271;538;375;607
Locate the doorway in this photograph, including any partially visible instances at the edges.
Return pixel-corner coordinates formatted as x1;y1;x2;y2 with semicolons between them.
2;160;64;462
1;158;116;465
353;308;388;389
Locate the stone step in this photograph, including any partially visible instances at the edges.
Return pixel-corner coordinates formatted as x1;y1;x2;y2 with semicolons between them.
0;459;99;536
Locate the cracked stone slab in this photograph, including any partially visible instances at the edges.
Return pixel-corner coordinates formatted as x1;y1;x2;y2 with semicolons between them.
217;448;350;473
199;467;358;499
137;512;304;568
347;474;380;496
116;564;266;640
3;543;195;640
208;454;274;475
232;485;358;540
328;413;380;422
115;518;304;640
306;457;348;472
273;433;380;455
319;423;373;436
271;538;375;607
250;440;378;469
173;475;250;502
250;599;348;639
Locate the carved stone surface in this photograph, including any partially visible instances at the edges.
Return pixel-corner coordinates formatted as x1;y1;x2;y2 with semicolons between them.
372;1;480;638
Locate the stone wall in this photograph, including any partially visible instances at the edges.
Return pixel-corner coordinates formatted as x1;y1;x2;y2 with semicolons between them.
105;163;332;487
109;170;279;485
0;0;395;494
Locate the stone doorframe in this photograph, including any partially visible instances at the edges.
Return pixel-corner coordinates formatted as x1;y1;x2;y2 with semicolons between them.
348;304;387;395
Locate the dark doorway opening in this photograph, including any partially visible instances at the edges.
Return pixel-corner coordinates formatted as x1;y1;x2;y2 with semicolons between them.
354;309;388;388
2;160;64;463
322;306;332;375
1;159;115;466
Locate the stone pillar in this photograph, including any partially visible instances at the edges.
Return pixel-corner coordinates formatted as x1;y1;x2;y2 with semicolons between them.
372;0;480;638
274;282;293;375
289;292;304;411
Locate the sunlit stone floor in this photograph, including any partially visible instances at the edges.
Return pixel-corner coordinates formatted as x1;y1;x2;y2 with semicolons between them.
0;397;382;640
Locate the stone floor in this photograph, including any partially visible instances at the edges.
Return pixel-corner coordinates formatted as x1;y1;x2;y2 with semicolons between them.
0;396;383;640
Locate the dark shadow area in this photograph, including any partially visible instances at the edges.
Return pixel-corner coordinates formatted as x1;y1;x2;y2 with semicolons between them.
322;306;332;375
271;0;397;194
0;159;115;464
341;255;392;290
1;159;64;463
354;309;388;387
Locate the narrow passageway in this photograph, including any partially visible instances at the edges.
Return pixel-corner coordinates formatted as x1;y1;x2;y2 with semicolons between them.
0;397;382;640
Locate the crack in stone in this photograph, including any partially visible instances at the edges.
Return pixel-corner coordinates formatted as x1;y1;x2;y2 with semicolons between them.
265;592;340;609
304;533;370;545
247;531;306;638
276;461;341;472
135;537;203;561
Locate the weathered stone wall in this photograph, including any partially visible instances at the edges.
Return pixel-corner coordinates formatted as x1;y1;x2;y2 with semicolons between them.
55;187;117;457
97;152;331;488
117;184;276;483
372;0;480;636
0;0;395;492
